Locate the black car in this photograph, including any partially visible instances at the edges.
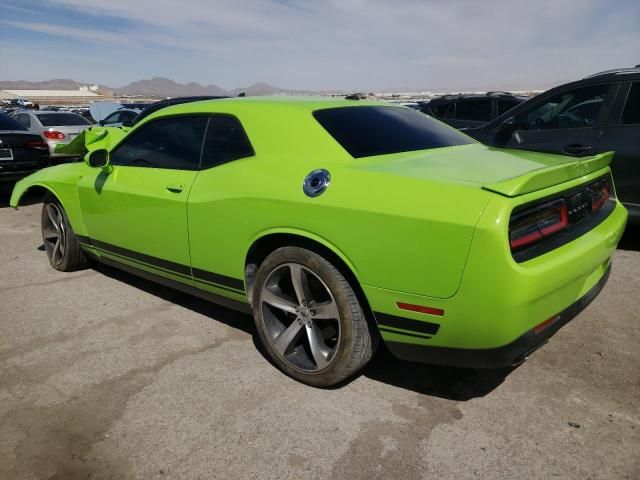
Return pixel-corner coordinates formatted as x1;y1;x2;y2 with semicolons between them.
418;92;528;129
127;96;228;127
466;66;640;222
0;113;50;184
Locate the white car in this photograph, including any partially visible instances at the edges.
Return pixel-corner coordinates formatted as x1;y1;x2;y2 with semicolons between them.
10;111;93;161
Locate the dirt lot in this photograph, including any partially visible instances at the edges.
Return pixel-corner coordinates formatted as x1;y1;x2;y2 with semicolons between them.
1;199;638;480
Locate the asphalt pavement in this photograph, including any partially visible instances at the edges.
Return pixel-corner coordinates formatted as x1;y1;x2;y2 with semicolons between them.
1;199;638;480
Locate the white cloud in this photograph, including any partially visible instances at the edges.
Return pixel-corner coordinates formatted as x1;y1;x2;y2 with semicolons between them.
2;0;639;90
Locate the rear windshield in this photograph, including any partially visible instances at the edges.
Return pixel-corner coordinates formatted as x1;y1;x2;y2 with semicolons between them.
0;113;27;131
36;113;92;127
313;105;473;158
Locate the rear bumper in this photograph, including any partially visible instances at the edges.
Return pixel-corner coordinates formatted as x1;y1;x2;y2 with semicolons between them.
384;263;611;368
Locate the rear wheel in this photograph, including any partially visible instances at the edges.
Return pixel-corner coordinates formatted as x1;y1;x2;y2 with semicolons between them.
41;197;91;272
252;247;374;387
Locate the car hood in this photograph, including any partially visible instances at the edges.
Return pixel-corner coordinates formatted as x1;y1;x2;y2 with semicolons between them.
356;144;613;196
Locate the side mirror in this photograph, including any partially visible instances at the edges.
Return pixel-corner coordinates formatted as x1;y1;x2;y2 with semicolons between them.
87;149;110;168
98;120;105;126
500;116;517;131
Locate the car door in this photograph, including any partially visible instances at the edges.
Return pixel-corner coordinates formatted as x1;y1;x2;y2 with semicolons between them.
598;81;640;209
187;115;255;298
77;115;209;279
497;83;617;156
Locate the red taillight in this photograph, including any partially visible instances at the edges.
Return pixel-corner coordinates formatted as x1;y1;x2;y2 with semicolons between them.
43;130;66;140
509;200;569;251
25;139;49;150
591;180;610;212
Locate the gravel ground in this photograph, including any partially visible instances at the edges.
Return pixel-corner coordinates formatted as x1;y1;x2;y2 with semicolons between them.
1;198;638;480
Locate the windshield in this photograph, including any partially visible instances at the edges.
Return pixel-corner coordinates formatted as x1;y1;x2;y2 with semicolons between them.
0;113;27;131
313;105;473;158
36;113;92;127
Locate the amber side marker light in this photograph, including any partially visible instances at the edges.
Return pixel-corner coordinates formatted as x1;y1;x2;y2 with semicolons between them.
533;314;561;334
396;302;444;316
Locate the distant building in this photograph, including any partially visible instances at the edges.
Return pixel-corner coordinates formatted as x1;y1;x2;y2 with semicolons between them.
0;88;106;106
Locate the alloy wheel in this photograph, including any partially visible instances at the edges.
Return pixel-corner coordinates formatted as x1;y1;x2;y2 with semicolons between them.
259;263;341;372
42;203;66;266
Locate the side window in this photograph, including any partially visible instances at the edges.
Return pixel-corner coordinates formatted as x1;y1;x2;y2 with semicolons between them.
621;82;640;125
103;112;121;125
200;116;254;169
429;104;448;118
454;99;491;122
518;84;609;130
496;99;519;117
110;116;208;170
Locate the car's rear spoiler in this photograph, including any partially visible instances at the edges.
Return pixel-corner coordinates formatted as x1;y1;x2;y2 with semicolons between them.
482;151;614;197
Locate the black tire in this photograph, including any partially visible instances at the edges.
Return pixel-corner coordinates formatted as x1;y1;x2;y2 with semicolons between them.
252;246;374;387
41;196;91;272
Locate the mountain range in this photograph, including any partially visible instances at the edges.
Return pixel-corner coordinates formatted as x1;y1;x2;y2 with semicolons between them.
0;77;311;97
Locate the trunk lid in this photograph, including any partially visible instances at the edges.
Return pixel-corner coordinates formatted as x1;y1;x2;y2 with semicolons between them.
357;144;613;196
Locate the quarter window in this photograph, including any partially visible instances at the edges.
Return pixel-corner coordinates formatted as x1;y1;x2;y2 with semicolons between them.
110;116;208;170
621;83;640;125
518;84;609;130
201;116;254;169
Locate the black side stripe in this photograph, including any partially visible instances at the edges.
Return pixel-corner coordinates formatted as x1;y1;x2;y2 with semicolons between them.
378;326;432;340
375;312;440;335
192;268;245;292
78;236;245;292
90;238;192;276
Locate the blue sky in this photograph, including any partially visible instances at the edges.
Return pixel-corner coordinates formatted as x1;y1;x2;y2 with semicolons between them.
0;0;638;91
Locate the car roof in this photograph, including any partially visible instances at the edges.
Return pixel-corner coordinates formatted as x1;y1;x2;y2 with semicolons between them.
425;92;527;104
137;96;389;123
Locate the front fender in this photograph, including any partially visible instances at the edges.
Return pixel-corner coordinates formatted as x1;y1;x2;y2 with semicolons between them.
9;163;91;237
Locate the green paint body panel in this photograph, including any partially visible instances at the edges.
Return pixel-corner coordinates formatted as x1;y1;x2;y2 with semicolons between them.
10;97;628;357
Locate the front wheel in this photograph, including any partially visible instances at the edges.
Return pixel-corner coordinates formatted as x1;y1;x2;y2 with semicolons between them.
252;247;375;387
41;197;91;272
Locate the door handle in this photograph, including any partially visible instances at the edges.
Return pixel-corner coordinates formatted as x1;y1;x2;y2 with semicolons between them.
563;144;592;155
166;184;184;193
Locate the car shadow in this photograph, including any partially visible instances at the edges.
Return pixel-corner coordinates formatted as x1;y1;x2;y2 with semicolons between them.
92;262;513;400
618;223;640;251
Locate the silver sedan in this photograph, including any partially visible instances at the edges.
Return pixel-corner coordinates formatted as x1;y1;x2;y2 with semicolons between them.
10;111;93;160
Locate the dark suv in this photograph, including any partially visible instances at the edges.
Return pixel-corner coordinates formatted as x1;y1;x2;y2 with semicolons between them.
419;92;528;129
466;67;640;222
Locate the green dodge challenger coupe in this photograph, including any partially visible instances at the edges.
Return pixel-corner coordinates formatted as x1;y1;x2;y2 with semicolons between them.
10;97;628;386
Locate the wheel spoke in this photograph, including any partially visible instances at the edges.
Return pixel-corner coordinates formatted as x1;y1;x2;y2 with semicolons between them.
52;238;62;263
290;264;312;305
306;323;330;369
262;289;298;314
46;204;59;232
312;300;339;320
274;320;304;356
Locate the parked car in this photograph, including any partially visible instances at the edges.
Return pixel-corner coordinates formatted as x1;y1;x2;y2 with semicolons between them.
419;92;528;129
129;95;228;126
0;113;49;184
466;66;640;222
10;111;92;161
10;98;627;386
99;108;140;127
